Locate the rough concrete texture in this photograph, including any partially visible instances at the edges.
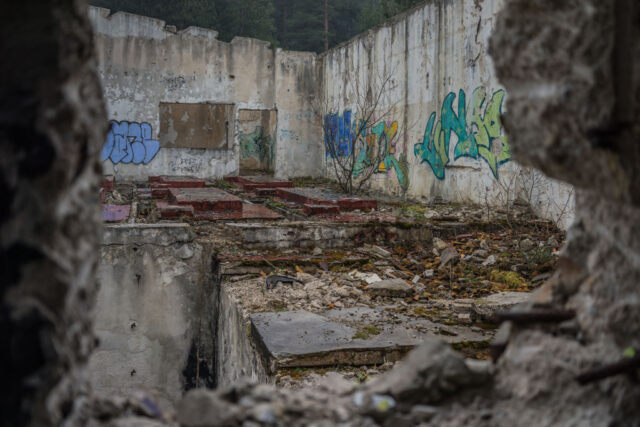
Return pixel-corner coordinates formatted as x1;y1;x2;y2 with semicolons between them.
465;0;640;424
0;0;108;425
89;7;322;181
89;1;577;230
217;284;270;388
226;221;432;249
321;0;575;229
92;224;215;412
250;308;489;373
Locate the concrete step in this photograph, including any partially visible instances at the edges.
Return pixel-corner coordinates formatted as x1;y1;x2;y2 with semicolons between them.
250;308;491;372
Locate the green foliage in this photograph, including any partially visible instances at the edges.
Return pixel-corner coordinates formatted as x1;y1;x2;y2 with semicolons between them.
216;0;276;43
91;0;219;31
91;0;427;53
352;325;381;340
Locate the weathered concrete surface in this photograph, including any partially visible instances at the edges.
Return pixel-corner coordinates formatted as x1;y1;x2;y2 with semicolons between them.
238;109;277;174
320;0;575;229
217;284;269;387
0;1;107;424
226;221;432;249
91;224;215;411
274;50;324;180
426;0;640;425
89;7;323;181
250;308;490;373
159;103;234;149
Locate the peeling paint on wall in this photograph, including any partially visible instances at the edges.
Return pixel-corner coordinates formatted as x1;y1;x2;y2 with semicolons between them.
414;87;509;180
101;120;160;165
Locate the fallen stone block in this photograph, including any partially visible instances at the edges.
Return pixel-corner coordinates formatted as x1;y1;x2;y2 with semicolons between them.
367;279;413;298
439;246;460;268
472;291;531;321
365;338;491;404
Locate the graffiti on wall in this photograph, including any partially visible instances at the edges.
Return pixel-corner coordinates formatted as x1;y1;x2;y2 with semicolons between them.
324;111;409;190
414;87;509;180
239;126;275;169
101;121;160;165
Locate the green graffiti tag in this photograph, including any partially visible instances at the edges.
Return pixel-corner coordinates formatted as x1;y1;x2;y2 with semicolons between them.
414;87;509;180
239;126;274;168
352;119;409;190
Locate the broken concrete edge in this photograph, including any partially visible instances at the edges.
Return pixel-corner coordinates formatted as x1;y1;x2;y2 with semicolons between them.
249;318;414;374
102;223;194;246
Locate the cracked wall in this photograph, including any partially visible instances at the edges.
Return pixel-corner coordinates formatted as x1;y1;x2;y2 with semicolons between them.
321;0;575;228
89;6;323;181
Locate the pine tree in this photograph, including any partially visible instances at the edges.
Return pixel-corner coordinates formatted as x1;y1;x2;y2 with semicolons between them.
90;0;218;31
216;0;275;43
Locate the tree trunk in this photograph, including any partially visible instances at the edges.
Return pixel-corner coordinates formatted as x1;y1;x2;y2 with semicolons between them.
0;1;107;426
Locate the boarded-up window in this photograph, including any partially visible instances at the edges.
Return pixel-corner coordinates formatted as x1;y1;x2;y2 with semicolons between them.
159;103;234;149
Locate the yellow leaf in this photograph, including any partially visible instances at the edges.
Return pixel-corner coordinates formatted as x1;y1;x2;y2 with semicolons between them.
295;265;304;274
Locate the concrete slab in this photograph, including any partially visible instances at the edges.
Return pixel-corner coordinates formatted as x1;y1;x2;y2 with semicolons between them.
169;187;243;212
226;221;432;249
149;176;206;188
156;200;194;218
250;307;490;372
102;204;130;222
276;188;378;211
225;176;294;191
192;203;282;220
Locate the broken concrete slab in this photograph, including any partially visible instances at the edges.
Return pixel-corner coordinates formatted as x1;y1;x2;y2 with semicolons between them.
226;221;432;249
149;176;206;188
249;307;492;373
303;204;340;216
102;204;131;222
276;188;378;212
169;187;243;212
225;176;294;191
192;203;282;220
472;292;532;321
439;246;460;268
102;223;193;246
366;279;413;298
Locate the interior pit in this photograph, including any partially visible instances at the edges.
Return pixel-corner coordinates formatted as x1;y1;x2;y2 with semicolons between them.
93;174;565;410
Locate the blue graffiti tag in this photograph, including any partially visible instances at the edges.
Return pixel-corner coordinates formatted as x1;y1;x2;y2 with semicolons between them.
100;121;160;165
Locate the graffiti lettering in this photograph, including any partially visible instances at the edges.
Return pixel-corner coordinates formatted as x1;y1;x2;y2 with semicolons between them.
414;87;509;179
239;126;274;166
325;111;409;190
101;121;160;165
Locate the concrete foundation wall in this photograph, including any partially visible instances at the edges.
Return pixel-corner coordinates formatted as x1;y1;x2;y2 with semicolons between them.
89;7;323;180
91;224;215;411
217;284;269;387
320;0;575;228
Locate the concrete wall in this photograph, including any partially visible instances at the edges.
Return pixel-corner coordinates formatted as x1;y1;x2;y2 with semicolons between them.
89;6;323;180
217;284;269;387
91;224;215;411
320;0;575;228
